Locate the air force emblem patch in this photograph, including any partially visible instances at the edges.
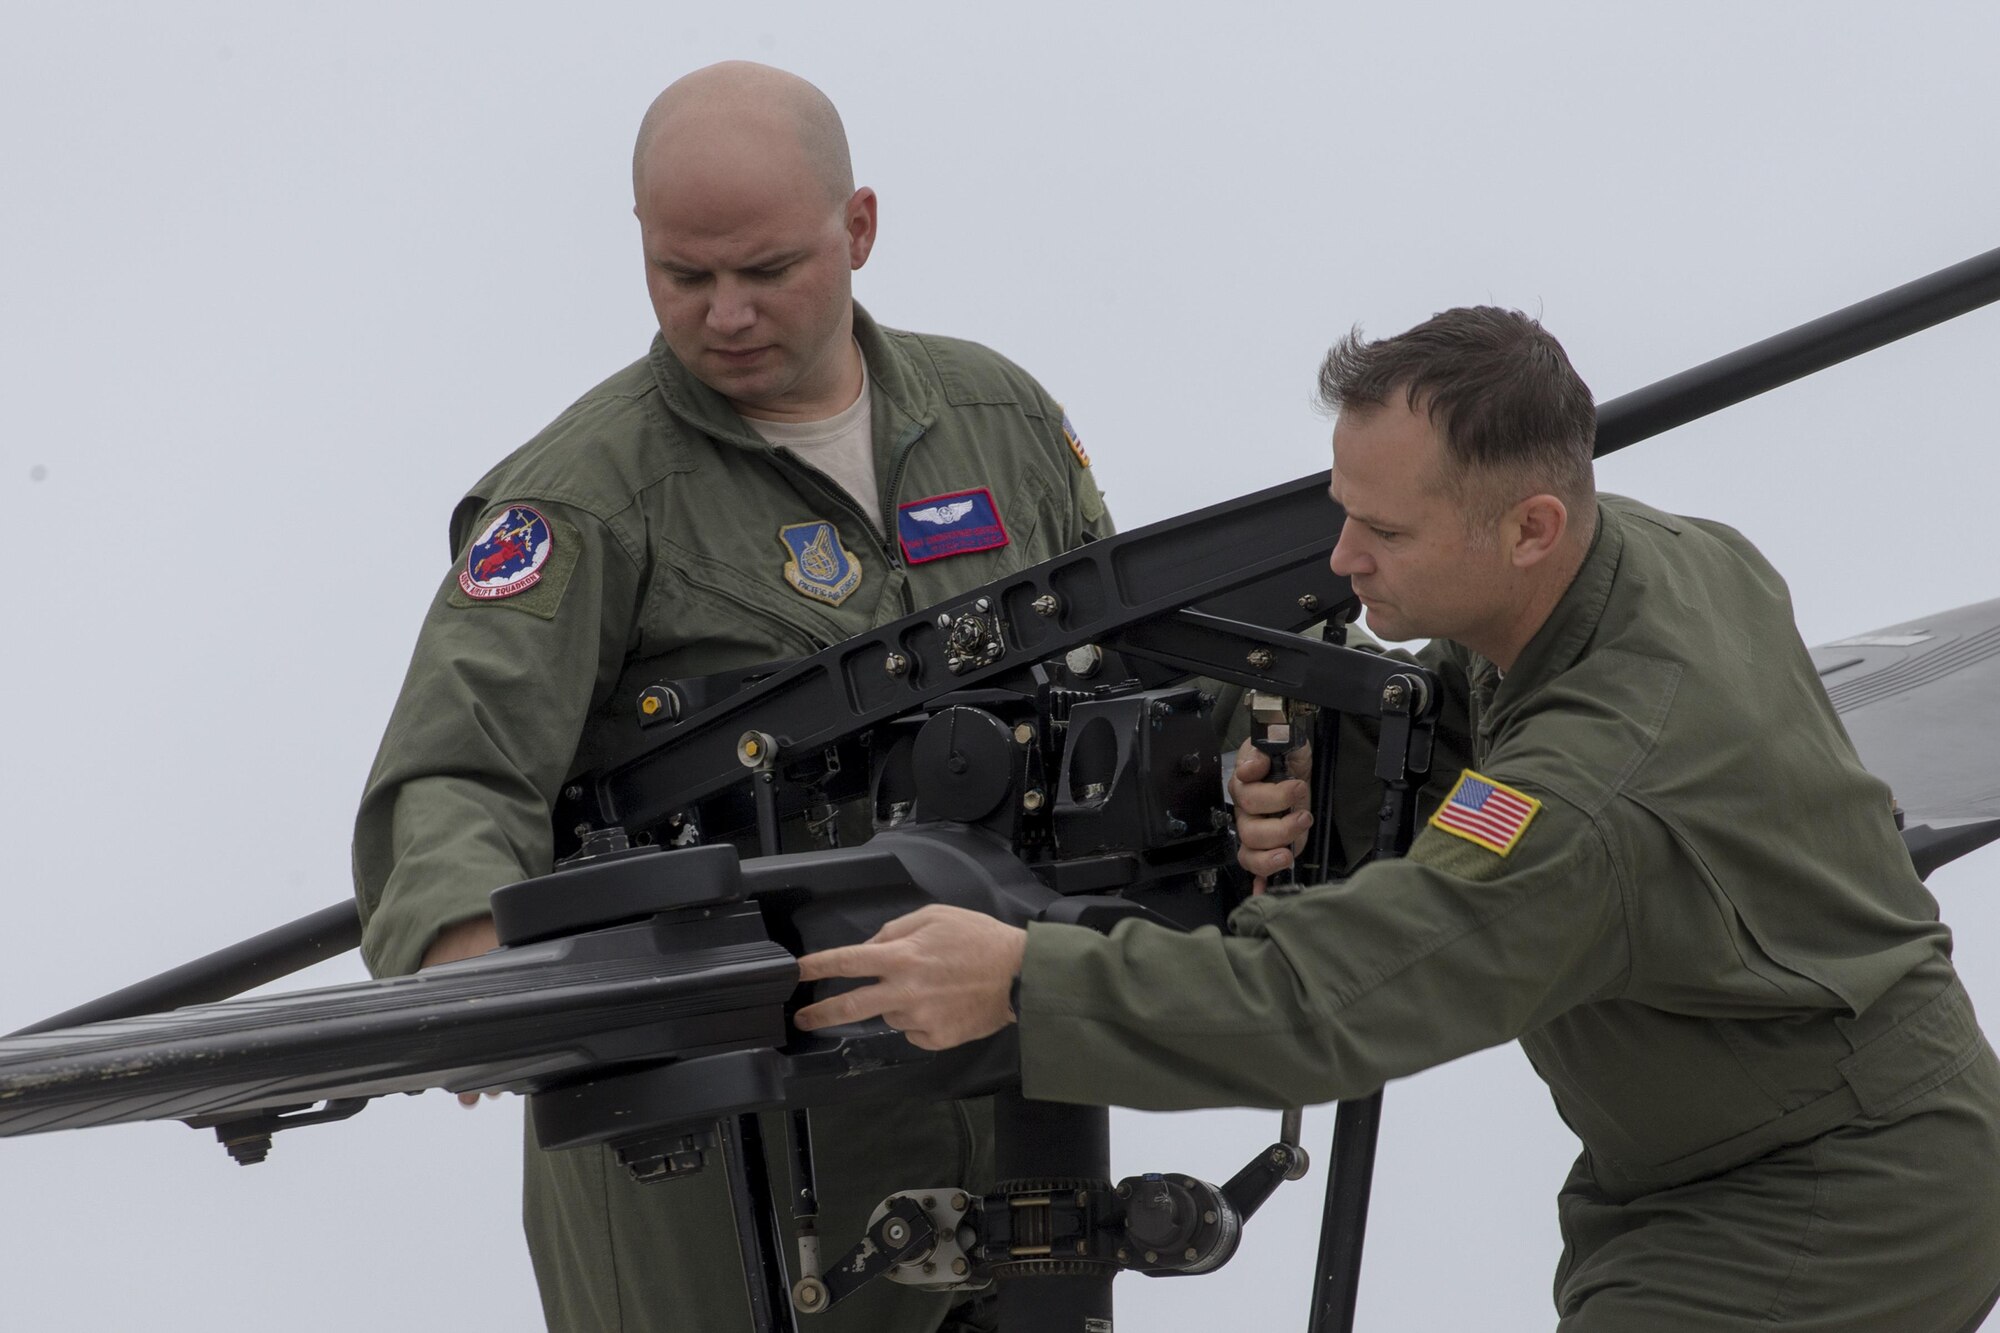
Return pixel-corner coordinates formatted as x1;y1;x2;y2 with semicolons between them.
778;520;863;606
459;505;554;600
896;487;1009;564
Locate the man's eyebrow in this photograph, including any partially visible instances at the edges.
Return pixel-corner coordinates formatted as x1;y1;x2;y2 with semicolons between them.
1328;484;1392;529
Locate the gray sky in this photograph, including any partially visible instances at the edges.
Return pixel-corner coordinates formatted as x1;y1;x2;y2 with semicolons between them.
4;4;1999;1329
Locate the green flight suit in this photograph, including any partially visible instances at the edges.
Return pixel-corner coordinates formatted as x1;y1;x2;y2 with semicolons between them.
1020;497;2000;1330
354;304;1111;1333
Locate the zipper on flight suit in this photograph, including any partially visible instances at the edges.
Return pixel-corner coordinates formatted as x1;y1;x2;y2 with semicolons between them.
770;422;928;617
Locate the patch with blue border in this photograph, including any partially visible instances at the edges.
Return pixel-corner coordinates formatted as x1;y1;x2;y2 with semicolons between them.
896;487;1009;564
1428;769;1541;856
778;520;863;606
459;505;554;601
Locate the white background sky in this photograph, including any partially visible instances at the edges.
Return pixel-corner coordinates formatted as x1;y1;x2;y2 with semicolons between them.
4;4;1999;1330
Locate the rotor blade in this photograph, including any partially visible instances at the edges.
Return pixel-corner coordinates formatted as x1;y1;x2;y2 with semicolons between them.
1594;245;2000;457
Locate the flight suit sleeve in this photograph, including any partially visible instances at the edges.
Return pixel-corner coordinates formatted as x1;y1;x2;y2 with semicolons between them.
352;496;644;978
1016;778;1630;1109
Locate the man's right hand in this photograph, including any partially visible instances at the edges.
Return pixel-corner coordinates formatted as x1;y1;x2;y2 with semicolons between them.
1229;740;1315;893
421;916;503;1106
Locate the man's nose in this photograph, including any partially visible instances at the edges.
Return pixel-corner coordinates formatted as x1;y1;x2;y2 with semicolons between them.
706;279;756;336
1329;519;1370;577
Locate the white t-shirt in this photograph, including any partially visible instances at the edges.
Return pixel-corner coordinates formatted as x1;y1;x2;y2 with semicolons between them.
744;353;880;533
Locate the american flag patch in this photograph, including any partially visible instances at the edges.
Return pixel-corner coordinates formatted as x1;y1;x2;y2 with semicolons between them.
1430;770;1540;855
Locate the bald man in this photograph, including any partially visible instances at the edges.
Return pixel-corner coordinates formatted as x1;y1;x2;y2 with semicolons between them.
353;62;1111;1333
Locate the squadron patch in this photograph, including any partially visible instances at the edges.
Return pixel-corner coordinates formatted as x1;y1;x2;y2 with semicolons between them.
1061;408;1090;468
1429;770;1541;856
897;488;1009;564
778;520;863;606
459;505;554;600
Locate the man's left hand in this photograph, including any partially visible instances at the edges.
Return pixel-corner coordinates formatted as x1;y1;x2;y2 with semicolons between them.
794;905;1026;1051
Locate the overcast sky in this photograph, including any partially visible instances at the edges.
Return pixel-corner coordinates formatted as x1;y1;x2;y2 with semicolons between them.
4;4;1999;1330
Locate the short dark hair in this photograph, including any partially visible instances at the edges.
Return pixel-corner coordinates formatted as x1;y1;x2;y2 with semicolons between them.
1317;306;1596;522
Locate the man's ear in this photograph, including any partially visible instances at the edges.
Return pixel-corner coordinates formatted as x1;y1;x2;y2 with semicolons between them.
1508;494;1569;569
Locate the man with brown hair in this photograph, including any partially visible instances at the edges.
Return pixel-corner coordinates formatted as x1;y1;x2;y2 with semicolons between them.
798;308;2000;1329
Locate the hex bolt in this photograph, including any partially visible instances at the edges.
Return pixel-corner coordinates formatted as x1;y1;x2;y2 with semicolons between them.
1144;1250;1159;1264
922;1195;936;1210
1032;593;1060;617
923;1261;937;1276
1383;681;1407;709
951;1257;969;1277
1013;723;1035;745
1022;789;1045;811
563;785;583;801
950;1192;968;1211
1298;593;1320;612
1183;1246;1199;1262
1167;817;1189;837
884;652;909;677
1117;1247;1131;1263
1197;868;1219;891
1203;1210;1218;1225
1247;647;1275;670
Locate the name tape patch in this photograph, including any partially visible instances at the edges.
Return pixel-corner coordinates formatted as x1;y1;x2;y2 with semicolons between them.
897;487;1009;564
459;504;554;600
1430;770;1541;855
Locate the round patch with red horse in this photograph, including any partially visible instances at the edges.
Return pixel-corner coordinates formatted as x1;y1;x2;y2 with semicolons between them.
459;505;555;600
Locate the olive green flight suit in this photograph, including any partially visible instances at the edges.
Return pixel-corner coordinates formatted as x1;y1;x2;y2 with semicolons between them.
1020;498;2000;1330
354;305;1111;1333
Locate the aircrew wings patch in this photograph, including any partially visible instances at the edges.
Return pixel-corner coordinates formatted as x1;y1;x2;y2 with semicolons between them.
1429;770;1541;855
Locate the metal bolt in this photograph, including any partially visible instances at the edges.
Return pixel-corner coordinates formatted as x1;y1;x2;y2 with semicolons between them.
1116;1182;1131;1199
1144;1250;1159;1264
1076;1190;1089;1208
1117;1247;1130;1263
1178;752;1202;774
1203;1210;1218;1226
922;1195;936;1210
1247;648;1275;670
884;1218;911;1247
1197;868;1219;891
1064;644;1104;678
1013;723;1035;745
1298;593;1319;612
1269;1147;1289;1164
951;1192;968;1211
1183;1246;1199;1262
1167;817;1188;837
1032;593;1060;618
951;1257;969;1277
923;1261;937;1275
885;652;909;676
1383;681;1407;709
975;597;991;612
1022;789;1045;812
563;785;583;801
1151;699;1174;719
937;613;953;629
793;1279;828;1312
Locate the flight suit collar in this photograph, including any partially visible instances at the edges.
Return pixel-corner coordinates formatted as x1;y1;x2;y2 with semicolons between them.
644;302;938;452
1478;499;1623;737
